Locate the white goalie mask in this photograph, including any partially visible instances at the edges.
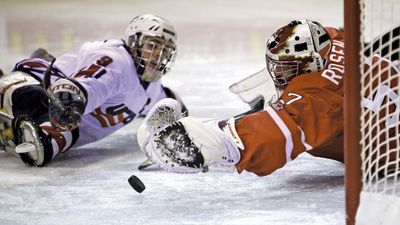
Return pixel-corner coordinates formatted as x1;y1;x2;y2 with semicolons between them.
123;14;177;82
265;20;332;86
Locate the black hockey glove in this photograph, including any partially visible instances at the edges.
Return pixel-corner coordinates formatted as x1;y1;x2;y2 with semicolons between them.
48;79;87;131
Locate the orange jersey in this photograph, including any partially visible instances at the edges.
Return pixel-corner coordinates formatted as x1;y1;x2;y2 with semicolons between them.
235;27;346;176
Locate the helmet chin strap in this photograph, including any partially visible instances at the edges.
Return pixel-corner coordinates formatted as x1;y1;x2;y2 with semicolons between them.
129;34;175;82
159;64;166;74
136;60;146;76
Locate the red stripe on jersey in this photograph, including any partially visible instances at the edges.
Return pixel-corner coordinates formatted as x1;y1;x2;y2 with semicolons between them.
73;64;102;78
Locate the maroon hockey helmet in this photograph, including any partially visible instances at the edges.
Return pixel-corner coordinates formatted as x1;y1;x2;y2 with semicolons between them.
265;20;332;86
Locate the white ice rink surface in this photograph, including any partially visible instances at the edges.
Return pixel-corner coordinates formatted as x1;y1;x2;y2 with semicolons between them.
0;1;345;224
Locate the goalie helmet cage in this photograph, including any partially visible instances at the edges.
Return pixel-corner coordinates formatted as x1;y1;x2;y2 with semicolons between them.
345;0;400;225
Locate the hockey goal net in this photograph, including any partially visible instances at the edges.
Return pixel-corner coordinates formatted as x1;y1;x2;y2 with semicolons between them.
345;0;400;225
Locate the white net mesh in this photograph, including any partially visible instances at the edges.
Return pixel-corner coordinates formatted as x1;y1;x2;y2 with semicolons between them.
360;0;400;196
356;0;400;224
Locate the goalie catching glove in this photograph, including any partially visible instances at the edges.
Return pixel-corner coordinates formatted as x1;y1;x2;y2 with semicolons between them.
137;98;243;173
49;78;87;131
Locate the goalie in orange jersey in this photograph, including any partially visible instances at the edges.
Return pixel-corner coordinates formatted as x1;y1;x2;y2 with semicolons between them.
136;20;400;176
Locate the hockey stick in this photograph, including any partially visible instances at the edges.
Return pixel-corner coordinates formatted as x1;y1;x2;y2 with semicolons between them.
138;158;160;171
43;58;68;117
138;158;209;172
0;111;14;122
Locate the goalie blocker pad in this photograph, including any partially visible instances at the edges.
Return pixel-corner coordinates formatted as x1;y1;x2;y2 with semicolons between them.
229;67;278;109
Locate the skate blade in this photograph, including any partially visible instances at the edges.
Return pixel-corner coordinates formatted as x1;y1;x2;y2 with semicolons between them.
15;142;36;153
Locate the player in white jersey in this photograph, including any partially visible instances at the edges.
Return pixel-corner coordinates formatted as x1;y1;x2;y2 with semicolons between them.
0;14;186;167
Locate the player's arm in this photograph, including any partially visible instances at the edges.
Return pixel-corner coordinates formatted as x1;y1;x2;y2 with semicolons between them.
49;53;126;130
234;106;312;176
70;54;125;114
137;84;343;176
136;98;310;175
232;87;343;175
49;78;87;131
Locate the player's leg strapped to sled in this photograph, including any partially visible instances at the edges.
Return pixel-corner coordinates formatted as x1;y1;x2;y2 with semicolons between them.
0;70;77;166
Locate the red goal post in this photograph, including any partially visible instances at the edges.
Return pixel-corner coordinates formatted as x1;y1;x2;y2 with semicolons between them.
344;0;362;224
345;0;400;225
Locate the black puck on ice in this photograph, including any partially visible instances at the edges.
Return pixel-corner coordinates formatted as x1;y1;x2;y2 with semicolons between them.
128;175;146;193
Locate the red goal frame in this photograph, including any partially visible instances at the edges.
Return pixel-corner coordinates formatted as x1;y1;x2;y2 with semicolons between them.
344;0;362;225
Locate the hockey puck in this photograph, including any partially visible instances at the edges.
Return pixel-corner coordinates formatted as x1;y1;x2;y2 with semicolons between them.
128;175;146;193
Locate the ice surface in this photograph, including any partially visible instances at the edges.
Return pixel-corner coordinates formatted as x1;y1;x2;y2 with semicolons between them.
0;1;345;224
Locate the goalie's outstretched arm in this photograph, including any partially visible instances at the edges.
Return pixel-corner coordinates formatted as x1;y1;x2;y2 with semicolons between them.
136;98;311;176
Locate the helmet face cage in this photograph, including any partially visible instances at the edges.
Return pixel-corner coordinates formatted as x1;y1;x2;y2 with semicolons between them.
123;14;177;82
266;55;300;86
128;35;177;82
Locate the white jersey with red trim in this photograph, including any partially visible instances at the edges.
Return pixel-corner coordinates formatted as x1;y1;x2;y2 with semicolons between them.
14;39;167;147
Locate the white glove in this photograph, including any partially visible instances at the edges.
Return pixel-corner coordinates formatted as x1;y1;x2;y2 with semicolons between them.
137;98;183;152
137;99;242;173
